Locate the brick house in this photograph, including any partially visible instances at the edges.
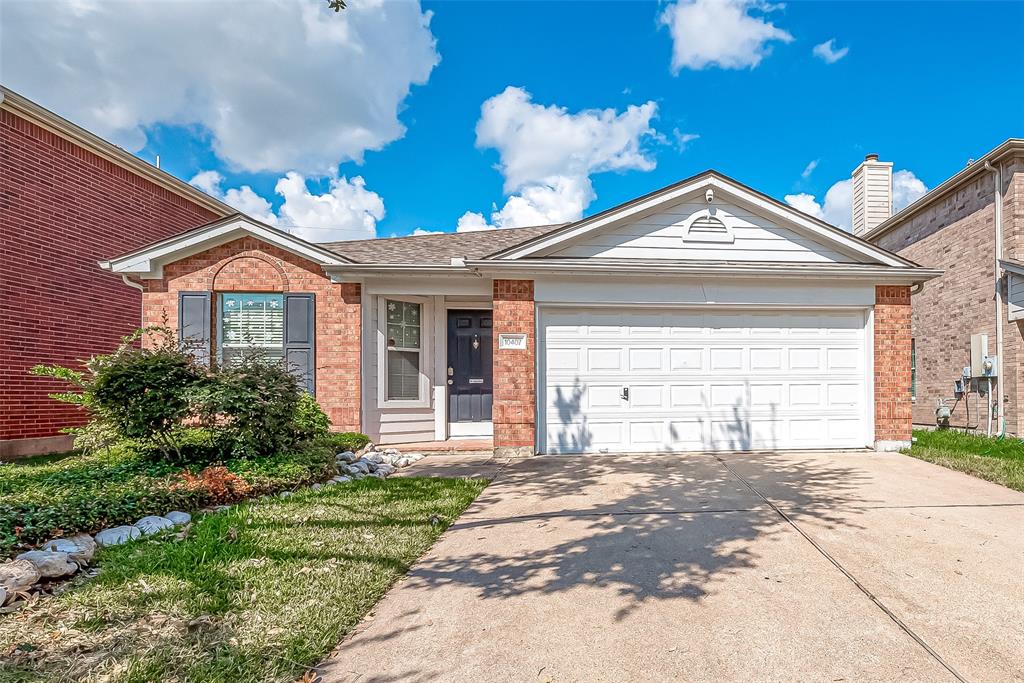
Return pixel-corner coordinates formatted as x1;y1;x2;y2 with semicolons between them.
861;140;1024;435
103;172;938;455
0;86;234;459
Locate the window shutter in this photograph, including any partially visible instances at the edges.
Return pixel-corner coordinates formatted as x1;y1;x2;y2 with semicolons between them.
178;292;211;365
284;293;316;394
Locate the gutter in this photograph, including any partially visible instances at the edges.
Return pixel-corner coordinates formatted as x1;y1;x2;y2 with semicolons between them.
985;159;1005;437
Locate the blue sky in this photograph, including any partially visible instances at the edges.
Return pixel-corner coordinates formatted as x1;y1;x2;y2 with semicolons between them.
4;0;1022;241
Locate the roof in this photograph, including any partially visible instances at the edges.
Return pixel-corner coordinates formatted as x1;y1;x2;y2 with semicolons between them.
0;85;234;218
320;224;562;264
863;138;1024;241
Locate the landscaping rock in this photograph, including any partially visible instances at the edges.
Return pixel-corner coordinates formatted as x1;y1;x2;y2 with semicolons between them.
165;511;192;526
405;453;425;462
310;483;322;491
41;534;96;565
346;461;370;475
335;451;357;463
0;560;41;593
135;516;175;536
336;475;352;483
382;448;400;456
395;457;412;468
362;452;384;465
279;491;293;499
363;442;376;452
95;526;141;547
352;472;366;480
376;463;397;476
368;471;386;479
15;550;77;579
0;586;6;606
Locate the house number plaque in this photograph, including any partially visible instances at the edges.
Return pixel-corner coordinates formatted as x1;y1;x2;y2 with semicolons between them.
498;333;528;350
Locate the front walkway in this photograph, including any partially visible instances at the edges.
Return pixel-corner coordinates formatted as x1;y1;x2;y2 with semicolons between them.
319;451;1024;682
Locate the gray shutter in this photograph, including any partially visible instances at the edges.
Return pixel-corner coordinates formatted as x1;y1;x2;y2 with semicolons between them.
284;293;316;394
178;292;211;365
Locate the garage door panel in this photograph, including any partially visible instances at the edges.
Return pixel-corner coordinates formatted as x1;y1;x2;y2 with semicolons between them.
542;308;868;453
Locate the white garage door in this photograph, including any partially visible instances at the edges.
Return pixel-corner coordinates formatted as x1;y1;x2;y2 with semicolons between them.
541;308;870;454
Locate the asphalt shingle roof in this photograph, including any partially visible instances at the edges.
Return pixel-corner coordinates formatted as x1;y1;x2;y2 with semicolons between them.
318;224;562;264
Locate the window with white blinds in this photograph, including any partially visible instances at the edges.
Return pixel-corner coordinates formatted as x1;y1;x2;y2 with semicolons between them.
220;293;285;364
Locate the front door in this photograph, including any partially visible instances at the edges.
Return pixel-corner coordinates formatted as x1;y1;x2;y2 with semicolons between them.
447;310;493;425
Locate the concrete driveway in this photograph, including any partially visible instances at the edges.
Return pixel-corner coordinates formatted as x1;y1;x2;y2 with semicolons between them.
320;451;1024;682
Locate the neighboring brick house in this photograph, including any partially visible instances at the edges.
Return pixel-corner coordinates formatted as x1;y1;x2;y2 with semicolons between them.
103;172;937;455
862;139;1024;434
0;86;233;459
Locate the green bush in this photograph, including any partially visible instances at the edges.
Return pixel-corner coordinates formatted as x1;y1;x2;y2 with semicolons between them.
315;431;370;454
294;392;331;441
194;350;303;458
33;327;204;460
0;441;337;553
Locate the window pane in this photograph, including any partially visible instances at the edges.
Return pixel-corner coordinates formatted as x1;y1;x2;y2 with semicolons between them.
221;293;285;363
385;300;420;349
387;350;420;400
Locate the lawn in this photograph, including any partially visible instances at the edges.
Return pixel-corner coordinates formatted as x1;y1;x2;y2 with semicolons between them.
906;429;1024;491
0;476;487;683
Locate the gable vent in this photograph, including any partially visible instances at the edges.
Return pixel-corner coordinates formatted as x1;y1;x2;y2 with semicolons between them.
688;215;729;235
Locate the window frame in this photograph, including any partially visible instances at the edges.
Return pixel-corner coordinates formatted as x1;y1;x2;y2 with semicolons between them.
216;291;286;366
377;296;431;408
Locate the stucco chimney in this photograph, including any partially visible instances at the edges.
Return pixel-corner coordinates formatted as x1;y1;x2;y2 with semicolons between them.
851;153;893;235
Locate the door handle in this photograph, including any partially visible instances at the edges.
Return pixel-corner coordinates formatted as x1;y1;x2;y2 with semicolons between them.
620;387;629;401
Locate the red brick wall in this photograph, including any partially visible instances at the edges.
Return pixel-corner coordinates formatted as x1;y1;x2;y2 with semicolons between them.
492;279;536;454
874;285;913;444
0;109;220;449
139;237;361;431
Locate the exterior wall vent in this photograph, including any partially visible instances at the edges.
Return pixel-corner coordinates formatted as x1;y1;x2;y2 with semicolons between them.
682;209;735;244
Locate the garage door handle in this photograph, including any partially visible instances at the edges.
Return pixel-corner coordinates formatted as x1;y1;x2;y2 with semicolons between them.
620;387;629;401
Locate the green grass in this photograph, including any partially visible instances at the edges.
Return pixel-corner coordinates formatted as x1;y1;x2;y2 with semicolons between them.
0;477;487;683
906;429;1024;491
0;438;346;554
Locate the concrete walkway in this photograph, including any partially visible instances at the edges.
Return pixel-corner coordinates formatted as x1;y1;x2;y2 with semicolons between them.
319;451;1024;682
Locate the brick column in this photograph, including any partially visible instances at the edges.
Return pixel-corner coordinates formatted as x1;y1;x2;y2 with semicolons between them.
874;285;913;450
493;279;536;457
320;282;361;432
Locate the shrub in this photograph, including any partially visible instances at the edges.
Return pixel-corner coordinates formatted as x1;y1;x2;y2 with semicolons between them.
174;465;253;503
315;432;370;454
194;350;303;458
294;392;331;441
32;327;204;460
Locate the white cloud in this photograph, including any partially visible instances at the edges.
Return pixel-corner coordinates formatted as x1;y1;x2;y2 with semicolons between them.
189;170;384;242
801;159;819;179
459;87;660;231
785;169;927;231
674;130;701;151
2;0;439;175
812;38;849;64
659;0;793;72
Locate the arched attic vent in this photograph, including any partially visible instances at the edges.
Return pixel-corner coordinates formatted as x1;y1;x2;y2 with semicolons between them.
681;207;735;244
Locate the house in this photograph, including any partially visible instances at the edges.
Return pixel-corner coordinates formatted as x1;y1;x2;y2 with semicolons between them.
101;171;939;455
860;140;1024;435
0;86;235;460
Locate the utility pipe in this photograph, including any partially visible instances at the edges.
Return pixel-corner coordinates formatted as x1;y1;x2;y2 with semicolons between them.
984;160;1005;436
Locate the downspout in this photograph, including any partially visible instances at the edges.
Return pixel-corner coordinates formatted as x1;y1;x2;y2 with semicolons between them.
984;160;1004;436
120;274;146;331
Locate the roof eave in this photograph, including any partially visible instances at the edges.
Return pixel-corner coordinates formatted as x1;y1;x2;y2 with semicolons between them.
864;138;1024;242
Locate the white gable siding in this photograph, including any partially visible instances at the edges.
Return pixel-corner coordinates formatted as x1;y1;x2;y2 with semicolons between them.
549;199;858;263
1008;272;1024;321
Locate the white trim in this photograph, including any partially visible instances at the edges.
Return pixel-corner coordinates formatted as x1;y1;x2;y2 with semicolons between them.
448;421;493;437
432;295;447;441
494;173;916;268
100;216;348;278
466;259;941;284
377;296;432;409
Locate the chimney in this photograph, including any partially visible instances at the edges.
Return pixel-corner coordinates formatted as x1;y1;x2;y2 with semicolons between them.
851;153;893;235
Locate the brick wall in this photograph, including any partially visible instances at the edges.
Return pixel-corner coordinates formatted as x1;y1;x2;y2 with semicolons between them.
0;108;220;456
874;285;913;445
492;279;536;456
139;237;361;431
874;164;1023;433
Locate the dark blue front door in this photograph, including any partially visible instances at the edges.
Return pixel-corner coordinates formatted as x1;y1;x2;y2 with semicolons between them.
447;310;493;423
